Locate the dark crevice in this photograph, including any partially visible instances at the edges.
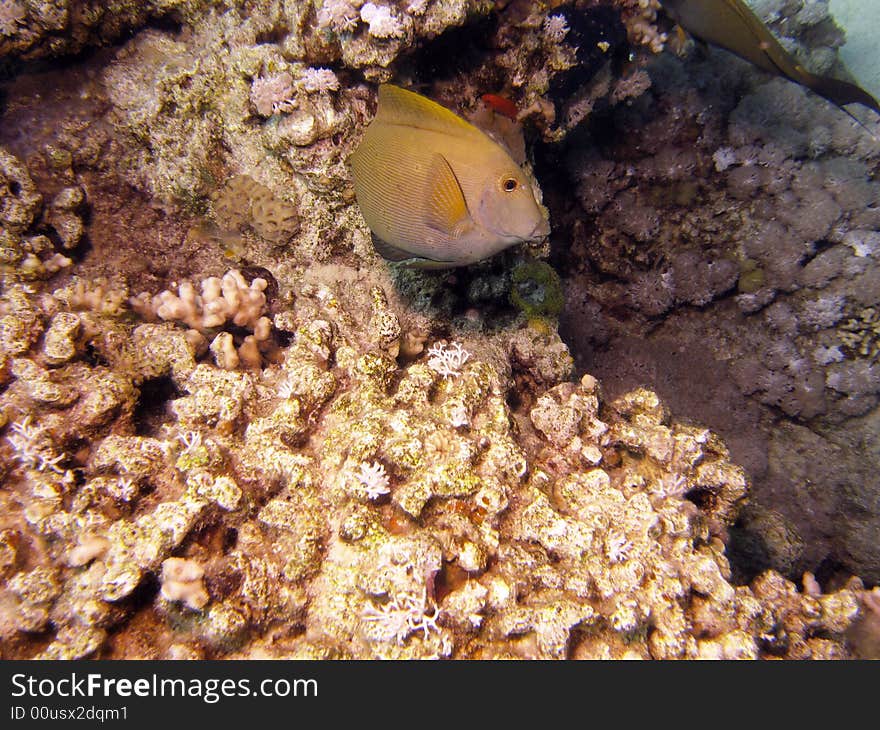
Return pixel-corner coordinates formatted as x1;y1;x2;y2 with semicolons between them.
255;26;290;46
406;14;500;84
133;376;181;437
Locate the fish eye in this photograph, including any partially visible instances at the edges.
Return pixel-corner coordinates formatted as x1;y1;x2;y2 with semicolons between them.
502;177;518;193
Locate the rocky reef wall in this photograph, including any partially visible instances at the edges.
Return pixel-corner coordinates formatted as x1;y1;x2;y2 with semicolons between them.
0;0;877;659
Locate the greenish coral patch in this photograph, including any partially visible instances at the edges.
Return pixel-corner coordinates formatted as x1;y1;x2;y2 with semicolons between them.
509;259;564;318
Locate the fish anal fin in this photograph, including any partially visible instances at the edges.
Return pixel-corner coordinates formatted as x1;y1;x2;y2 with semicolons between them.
425;153;473;237
371;234;456;269
371;234;415;262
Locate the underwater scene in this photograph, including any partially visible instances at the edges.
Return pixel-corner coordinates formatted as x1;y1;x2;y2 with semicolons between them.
0;0;878;660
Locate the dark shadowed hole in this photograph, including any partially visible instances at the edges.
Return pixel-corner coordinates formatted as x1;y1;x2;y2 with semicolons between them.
222;527;238;553
433;561;470;604
505;387;523;412
122;571;160;615
133;376;180;436
407;14;498;82
275;329;294;347
814;556;848;589
727;520;775;585
684;487;716;512
255;26;290;45
547;5;629;101
144;14;184;36
82;341;107;367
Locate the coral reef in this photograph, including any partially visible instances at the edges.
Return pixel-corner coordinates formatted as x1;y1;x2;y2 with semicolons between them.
0;0;209;61
131;268;276;370
0;147;79;280
0;269;869;659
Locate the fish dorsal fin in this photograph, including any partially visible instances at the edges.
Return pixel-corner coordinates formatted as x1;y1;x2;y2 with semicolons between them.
425;153;474;237
377;84;483;139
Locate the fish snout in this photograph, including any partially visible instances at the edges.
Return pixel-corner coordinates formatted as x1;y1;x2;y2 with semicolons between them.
530;217;551;240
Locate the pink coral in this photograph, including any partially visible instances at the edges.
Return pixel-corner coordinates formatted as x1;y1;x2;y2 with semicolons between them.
0;0;26;37
250;72;297;117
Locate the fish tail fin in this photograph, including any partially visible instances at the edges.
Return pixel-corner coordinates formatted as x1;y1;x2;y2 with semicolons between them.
797;69;880;140
840;106;880;143
801;70;880;117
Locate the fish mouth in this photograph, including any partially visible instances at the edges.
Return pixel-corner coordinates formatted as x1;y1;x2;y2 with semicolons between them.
530;218;551;239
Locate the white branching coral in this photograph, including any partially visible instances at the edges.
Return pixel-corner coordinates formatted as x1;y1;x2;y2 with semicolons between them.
362;589;440;644
605;533;633;564
427;341;471;378
354;461;390;500
317;0;362;34
299;67;340;94
178;430;203;455
360;2;406;39
131;270;273;370
359;539;445;648
6;416;65;473
108;476;138;502
542;14;570;43
249;72;297;117
0;0;26;37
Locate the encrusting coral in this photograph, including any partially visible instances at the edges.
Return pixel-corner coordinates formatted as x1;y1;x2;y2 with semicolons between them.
0;269;869;659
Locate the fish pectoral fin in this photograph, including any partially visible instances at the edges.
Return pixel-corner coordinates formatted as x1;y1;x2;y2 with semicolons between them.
370;234;456;267
425;153;474;237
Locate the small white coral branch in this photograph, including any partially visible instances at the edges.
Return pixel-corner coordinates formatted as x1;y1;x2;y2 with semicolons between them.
427;341;471;378
6;416;65;473
543;14;569;43
362;589;440;645
354;461;390;500
360;2;406;39
177;431;205;455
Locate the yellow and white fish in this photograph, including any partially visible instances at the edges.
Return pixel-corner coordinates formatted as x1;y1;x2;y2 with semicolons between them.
350;84;550;269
